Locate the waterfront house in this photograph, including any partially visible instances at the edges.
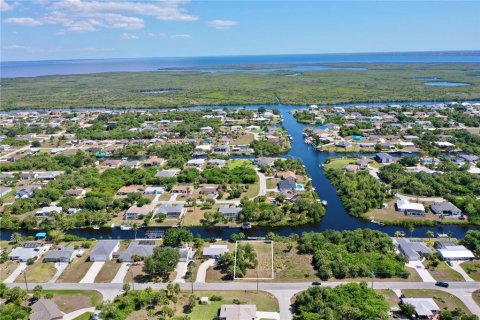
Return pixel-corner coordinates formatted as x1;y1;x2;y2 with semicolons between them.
375;153;395;164
430;201;462;217
275;171;297;180
36;206;62;217
278;177;296;192
114;241;156;262
395;199;425;216
253;157;277;167
396;239;432;262
156;203;186;219
203;244;229;257
125;204;156;220
218;205;242;219
9;242;48;262
44;246;75;263
207;159;227;167
436;242;474;261
90;240;120;262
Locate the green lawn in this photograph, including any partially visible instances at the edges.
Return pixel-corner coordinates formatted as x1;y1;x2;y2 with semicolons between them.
73;312;94;320
16;261;56;283
323;158;357;170
423;261;465;282
460;260;480;281
227;159;254;170
188;290;278;320
403;289;471;315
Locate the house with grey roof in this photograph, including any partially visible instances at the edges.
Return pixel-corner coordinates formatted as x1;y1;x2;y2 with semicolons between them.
431;201;462;217
203;244;229;257
396;239;432;262
219;304;257;320
30;299;63;320
114;241;156;262
278;177;296;192
156;204;185;220
155;169;180;178
375;152;395;164
43;246;75;263
9;242;48;262
90;240;120;262
218;205;242;219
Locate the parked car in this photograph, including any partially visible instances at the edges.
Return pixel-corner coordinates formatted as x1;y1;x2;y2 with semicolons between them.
311;281;321;286
76;249;85;257
435;281;449;288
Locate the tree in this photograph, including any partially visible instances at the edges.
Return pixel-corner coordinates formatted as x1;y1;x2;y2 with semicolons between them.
163;228;193;247
32;285;44;301
31;141;41;148
4;286;26;304
409;226;415;238
49;229;64;244
143;247;180;277
10;232;23;244
400;303;416;318
132;223;139;240
426;230;435;239
122;283;130;295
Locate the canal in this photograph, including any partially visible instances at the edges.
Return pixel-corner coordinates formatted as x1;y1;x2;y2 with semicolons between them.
1;103;478;240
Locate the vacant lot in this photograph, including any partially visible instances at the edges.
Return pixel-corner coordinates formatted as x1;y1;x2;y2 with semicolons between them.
15;261;56;283
236;241;273;279
324;158;358;170
403;289;472;315
423;261;465;282
273;242;319;281
377;289;400;309
95;261;122;283
0;260;19;282
183;207;205;226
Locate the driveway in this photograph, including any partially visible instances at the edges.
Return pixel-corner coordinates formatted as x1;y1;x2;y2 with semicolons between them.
174;261;189;283
256;171;267;198
407;260;435;282
3;262;26;283
79;261;105;283
449;261;474;282
63;307;95;320
49;262;68;283
111;263;130;283
257;311;280;320
195;259;215;283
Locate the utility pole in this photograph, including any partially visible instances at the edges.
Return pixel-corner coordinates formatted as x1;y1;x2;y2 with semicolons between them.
371;272;374;289
129;269;135;291
256;269;259;294
191;280;194;294
23;270;29;291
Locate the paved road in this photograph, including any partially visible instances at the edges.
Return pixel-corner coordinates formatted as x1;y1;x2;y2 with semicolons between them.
7;281;480;319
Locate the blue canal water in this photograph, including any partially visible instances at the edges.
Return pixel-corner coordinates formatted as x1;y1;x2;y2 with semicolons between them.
2;51;480;78
424;81;471;87
1;104;478;240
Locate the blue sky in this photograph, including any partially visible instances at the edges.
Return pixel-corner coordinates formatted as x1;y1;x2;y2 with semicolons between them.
1;0;479;61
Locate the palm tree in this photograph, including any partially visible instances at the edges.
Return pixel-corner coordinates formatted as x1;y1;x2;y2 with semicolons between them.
409;226;415;238
394;231;404;238
426;230;435;239
132;223;139;240
10;232;23;244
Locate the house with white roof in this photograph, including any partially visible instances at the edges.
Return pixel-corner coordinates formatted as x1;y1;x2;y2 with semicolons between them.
395;199;425;216
400;298;439;319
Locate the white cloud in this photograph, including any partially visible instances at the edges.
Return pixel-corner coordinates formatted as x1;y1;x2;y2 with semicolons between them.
171;34;191;39
121;32;138;40
208;19;239;29
3;0;197;33
0;0;14;11
148;32;167;37
3;44;29;50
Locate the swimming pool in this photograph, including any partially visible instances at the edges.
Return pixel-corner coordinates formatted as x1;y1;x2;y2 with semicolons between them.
296;184;305;191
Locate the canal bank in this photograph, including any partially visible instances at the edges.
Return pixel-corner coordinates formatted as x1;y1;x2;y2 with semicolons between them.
1;103;479;240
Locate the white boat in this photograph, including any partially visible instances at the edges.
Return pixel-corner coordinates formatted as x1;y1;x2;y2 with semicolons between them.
92;226;100;230
321;200;328;206
120;225;133;231
241;223;252;230
436;233;449;238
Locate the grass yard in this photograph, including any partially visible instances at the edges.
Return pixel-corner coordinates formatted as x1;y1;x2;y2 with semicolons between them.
188;290;278;320
237;241;273;279
460;260;480;281
183;207;205;226
231;133;254;145
377;289;400;309
273;242;319;281
0;260;19;282
44;290;102;313
266;178;278;189
323;157;358;170
423;261;465;282
403;289;472;314
227;159;254;170
95;261;122;283
73;312;94;320
241;181;260;199
57;247;94;283
16;261;56;283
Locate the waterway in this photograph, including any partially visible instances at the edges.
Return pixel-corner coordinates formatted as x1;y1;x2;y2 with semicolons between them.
1;104;478;240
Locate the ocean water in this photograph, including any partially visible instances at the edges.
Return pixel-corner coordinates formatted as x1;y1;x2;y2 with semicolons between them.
1;51;480;78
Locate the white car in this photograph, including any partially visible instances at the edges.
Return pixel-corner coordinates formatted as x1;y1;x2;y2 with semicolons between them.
76;249;85;257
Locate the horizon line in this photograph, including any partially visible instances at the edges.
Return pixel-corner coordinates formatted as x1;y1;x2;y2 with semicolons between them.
2;49;480;64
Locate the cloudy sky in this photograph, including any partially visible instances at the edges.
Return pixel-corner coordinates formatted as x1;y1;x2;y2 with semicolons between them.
1;0;479;61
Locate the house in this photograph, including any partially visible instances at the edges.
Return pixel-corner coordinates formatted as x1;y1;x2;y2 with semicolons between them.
436;242;475;261
395;199;426;216
431;201;462;217
219;304;257;320
179;246;194;262
117;185;143;195
436;141;455;150
187;159;205;168
400;298;439;319
275;171;297;180
375;152;394;164
15;184;41;198
30;299;63;320
253;157;277;167
44;246;75;263
207;159;227;167
214;145;231;155
144;186;165;195
396;239;432;262
0;186;12;197
64;188;86;197
36;206;62;217
9;242;48;262
122;160;142;168
90;240;120;262
335;141;352;148
155;169;180;178
355;157;373;168
218;205;242;219
125;204;156;220
278;177;296;192
156;204;186;219
115;241;156;262
203;244;229;257
143;157;166;167
199;185;219;197
105;159;122;168
171;185;192;194
345;164;360;173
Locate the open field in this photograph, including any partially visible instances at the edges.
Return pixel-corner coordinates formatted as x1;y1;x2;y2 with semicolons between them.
237;240;274;279
323;157;357;170
460;261;480;281
2;63;479;110
273;242;319;281
402;289;472;314
423;261;465;282
44;290;102;313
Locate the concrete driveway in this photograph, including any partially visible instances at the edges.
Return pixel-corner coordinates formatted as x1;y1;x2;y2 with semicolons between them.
449;261;474;282
80;261;105;283
257;311;280;320
407;260;435;282
3;262;26;283
111;263;130;283
63;307;95;320
49;262;68;283
174;261;189;283
196;259;215;283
